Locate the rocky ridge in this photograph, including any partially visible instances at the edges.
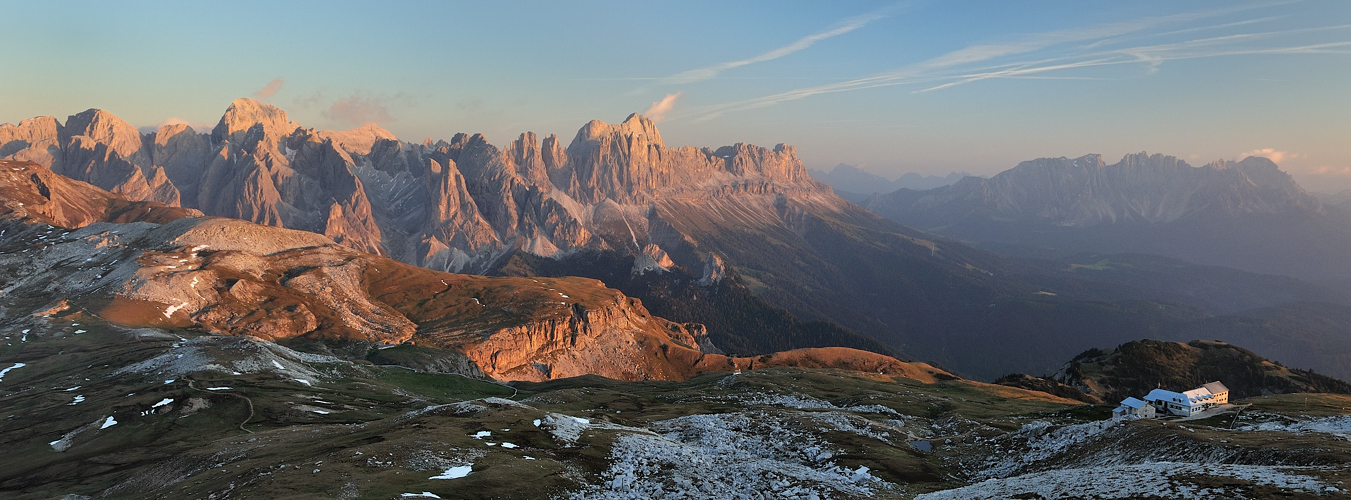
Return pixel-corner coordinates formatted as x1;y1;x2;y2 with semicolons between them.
0;99;830;275
0;159;944;383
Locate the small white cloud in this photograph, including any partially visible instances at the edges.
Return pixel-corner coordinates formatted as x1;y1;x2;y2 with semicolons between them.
138;117;214;134
643;92;683;122
253;78;284;100
1241;148;1300;164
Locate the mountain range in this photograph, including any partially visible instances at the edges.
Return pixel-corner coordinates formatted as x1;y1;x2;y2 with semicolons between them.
1;158;936;383
807;163;971;202
7;102;1351;382
861;152;1351;286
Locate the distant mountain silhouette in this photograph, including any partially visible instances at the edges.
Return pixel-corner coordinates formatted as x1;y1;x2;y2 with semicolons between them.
808;163;971;202
863;152;1351;285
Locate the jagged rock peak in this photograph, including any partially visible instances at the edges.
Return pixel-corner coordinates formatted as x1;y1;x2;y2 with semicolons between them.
60;108;144;159
151;122;198;145
573;113;664;149
698;252;726;286
1118;151;1188;169
211;97;298;143
316;123;398;155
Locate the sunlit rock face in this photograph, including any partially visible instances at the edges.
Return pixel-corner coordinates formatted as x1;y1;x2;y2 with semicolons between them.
1;100;849;276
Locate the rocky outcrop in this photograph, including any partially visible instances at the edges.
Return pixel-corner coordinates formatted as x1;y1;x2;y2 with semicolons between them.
0;160;199;227
0;116;62;166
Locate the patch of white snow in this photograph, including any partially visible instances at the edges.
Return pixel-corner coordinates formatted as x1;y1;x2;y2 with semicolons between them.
429;465;473;479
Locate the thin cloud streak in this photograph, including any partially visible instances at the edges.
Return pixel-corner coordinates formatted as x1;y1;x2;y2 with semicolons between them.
681;9;1235;120
655;6;895;87
680;8;1351;122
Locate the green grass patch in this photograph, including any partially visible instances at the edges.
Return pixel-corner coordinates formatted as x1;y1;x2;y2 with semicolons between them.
371;367;515;401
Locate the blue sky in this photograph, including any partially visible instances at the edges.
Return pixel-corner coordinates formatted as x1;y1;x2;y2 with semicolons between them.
3;1;1349;190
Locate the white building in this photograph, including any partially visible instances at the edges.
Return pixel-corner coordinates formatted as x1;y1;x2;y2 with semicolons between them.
1113;397;1156;418
1201;381;1229;404
1142;381;1229;416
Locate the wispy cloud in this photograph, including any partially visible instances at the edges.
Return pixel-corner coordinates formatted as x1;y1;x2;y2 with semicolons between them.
679;5;1351;122
643;92;682;122
657;8;891;86
1311;165;1351;176
252;78;284;100
325;95;393;128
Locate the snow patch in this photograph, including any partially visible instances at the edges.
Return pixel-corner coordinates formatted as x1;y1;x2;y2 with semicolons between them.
151;398;174;408
100;416;118;429
429;465;473;479
0;362;26;382
162;302;189;318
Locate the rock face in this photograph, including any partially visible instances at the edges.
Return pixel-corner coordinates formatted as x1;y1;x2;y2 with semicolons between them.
0;160;200;227
864;152;1351;281
2;102;837;274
